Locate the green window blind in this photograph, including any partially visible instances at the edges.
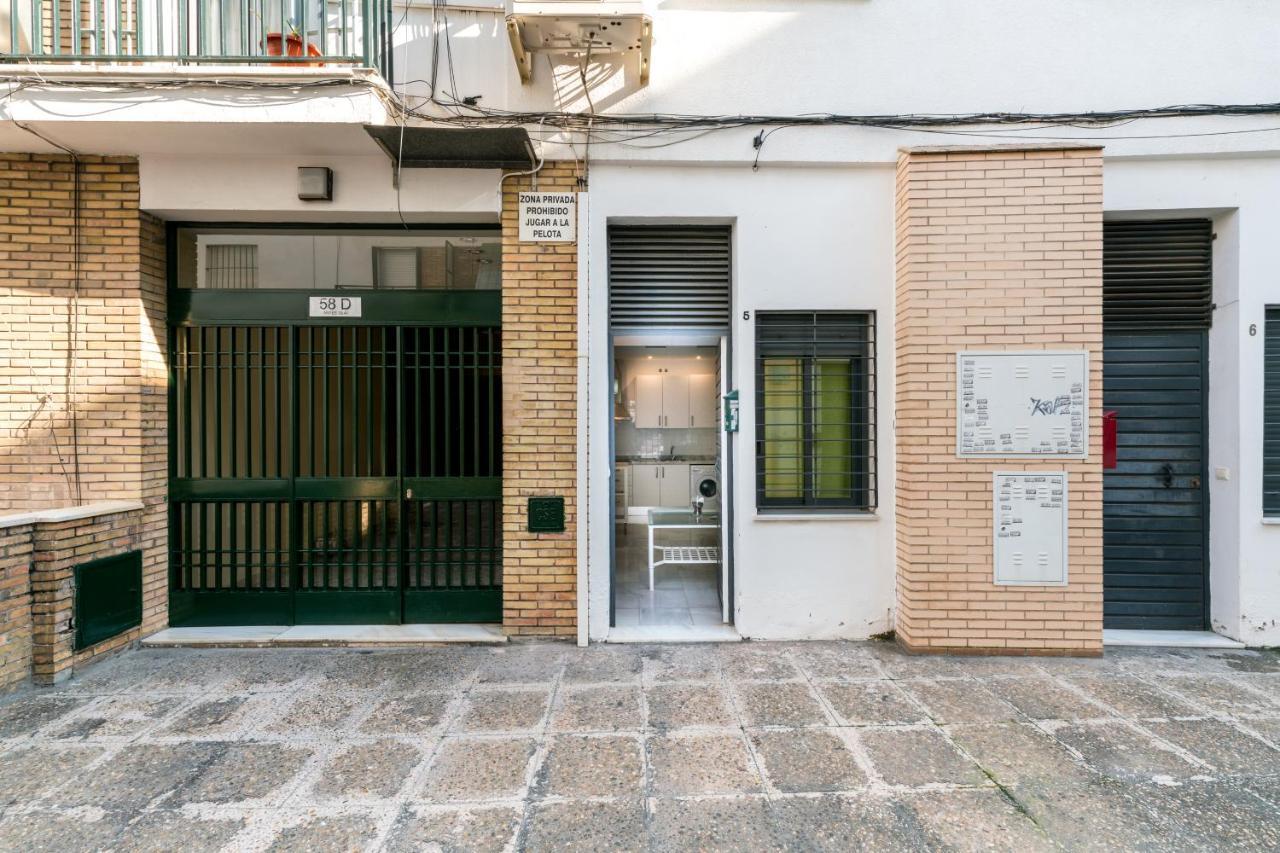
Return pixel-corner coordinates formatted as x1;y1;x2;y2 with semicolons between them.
756;312;876;511
1266;307;1280;516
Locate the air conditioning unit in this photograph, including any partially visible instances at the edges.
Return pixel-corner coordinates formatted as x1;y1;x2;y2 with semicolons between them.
507;1;652;85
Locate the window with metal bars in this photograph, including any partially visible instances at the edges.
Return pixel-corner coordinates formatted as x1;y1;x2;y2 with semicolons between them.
205;244;258;289
1265;306;1280;517
755;312;876;511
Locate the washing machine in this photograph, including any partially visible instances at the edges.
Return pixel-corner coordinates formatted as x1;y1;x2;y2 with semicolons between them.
689;464;720;513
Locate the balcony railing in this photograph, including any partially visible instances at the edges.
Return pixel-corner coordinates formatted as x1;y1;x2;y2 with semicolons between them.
1;0;392;76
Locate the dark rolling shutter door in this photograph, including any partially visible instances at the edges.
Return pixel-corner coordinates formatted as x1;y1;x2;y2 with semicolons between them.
608;226;731;330
1102;219;1212;630
1266;308;1280;516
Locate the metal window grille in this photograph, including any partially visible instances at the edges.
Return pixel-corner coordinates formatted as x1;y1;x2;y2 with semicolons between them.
1103;219;1213;329
205;244;258;289
755;312;876;511
1265;306;1280;516
608;225;731;330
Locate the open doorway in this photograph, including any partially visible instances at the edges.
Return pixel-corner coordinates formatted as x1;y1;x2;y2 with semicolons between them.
611;343;729;628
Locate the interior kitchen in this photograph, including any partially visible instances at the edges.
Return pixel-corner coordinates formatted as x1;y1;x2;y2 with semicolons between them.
612;346;725;629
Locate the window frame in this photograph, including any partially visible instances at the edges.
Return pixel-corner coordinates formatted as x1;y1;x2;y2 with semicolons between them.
1265;306;1280;518
204;243;258;290
754;310;877;513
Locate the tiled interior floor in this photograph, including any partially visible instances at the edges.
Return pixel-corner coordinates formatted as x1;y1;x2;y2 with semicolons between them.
613;521;725;627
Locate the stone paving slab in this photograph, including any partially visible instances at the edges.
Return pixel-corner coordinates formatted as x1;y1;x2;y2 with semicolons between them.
0;640;1278;851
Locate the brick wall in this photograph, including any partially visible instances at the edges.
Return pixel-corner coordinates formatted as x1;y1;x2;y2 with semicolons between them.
0;153;168;635
30;505;145;684
0;523;34;692
894;145;1105;656
0;503;144;689
500;163;580;637
138;213;168;634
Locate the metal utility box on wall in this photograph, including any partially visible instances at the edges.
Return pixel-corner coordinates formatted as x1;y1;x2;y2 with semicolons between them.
957;351;1088;458
528;496;566;533
993;473;1068;586
74;550;143;651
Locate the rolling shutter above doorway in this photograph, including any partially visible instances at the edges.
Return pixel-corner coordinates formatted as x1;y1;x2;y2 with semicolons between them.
608;226;731;330
1102;219;1213;329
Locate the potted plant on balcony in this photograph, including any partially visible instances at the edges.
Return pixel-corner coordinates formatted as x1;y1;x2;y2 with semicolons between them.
262;18;324;66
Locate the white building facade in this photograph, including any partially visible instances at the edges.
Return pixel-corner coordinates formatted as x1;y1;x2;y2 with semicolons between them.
1;0;1277;678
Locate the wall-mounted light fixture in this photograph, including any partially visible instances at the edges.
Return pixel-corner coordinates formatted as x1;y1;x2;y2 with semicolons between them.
297;166;334;201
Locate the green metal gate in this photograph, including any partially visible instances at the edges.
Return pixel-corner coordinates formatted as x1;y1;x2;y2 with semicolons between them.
169;311;502;626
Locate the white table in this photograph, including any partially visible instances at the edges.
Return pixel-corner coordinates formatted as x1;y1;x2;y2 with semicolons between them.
647;508;721;591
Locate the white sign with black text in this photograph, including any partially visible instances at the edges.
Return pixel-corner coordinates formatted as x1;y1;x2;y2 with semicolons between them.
308;296;362;318
518;192;576;242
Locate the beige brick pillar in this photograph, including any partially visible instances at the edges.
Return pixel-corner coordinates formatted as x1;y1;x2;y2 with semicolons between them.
894;145;1105;656
500;163;580;637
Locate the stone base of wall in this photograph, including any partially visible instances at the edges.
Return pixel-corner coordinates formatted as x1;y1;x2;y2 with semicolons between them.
0;501;148;689
898;635;1103;658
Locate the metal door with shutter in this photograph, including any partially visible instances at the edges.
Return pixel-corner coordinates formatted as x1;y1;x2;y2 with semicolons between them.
168;298;501;626
1102;220;1211;630
1103;331;1208;629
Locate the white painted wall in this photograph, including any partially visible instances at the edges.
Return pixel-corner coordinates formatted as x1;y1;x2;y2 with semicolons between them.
1106;157;1280;646
7;1;1280;165
585;164;897;641
6;0;1277;643
381;0;1280;165
141;155;501;222
388;2;1280;117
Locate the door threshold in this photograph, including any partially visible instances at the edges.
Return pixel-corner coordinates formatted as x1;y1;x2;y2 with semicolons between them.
142;624;508;648
1103;629;1244;649
606;625;741;644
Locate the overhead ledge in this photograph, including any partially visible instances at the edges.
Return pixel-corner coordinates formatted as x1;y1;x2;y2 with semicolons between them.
364;125;536;170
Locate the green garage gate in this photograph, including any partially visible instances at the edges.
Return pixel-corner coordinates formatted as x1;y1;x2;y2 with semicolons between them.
167;288;502;627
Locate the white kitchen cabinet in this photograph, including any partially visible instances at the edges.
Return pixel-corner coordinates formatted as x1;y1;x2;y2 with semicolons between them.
629;462;690;508
631;464;662;507
631;372;717;429
633;374;663;428
660;463;691;506
661;375;690;428
689;374;717;428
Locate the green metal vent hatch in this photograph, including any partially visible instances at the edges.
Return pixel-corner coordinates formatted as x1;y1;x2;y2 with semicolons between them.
74;550;143;651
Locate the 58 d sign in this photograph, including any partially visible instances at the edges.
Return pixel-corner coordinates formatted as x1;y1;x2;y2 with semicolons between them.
308;296;362;318
518;192;576;242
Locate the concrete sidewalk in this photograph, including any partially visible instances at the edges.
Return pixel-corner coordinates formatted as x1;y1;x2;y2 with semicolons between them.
0;640;1278;851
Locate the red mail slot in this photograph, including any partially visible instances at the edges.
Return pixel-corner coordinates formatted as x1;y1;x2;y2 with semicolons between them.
1103;410;1118;469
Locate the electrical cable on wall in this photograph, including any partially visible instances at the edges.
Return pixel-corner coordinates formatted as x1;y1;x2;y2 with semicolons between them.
13;121;83;504
6;73;1280;146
